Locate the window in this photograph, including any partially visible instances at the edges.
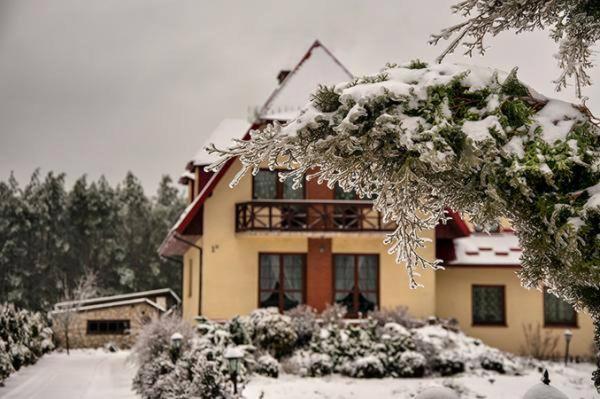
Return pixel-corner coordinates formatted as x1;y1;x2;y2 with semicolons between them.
472;285;506;326
334;254;378;316
253;170;304;200
87;320;130;335
544;290;577;327
334;185;357;200
259;254;305;311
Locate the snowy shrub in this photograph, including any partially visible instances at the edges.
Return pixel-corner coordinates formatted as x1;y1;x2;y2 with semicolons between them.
320;303;346;327
0;340;14;384
371;306;424;329
133;317;250;399
131;313;194;367
431;353;465;377
285;305;317;347
282;350;333;377
340;355;386;378
246;308;297;359
520;323;560;360
480;353;506;374
0;303;54;384
380;322;415;353
396;350;427;378
228;316;251;345
255;354;279;378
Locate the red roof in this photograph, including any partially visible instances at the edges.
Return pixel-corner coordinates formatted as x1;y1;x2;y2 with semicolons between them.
159;41;352;256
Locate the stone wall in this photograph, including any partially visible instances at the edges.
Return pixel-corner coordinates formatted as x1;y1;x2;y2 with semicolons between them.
52;302;162;349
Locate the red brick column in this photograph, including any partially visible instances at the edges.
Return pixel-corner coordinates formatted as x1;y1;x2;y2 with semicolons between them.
307;237;332;312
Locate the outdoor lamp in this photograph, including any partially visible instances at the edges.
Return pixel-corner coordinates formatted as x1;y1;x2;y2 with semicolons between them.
563;329;573;366
170;332;183;349
170;332;183;361
224;347;244;394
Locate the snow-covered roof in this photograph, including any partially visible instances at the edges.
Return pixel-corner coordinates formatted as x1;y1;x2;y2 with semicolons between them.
259;40;353;121
447;231;522;266
192;118;251;166
51;298;167;314
53;288;181;310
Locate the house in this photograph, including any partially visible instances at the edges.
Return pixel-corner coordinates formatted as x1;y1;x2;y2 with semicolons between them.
159;40;595;358
51;288;180;348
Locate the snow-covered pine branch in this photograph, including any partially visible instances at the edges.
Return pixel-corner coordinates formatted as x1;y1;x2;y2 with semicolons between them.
430;0;600;97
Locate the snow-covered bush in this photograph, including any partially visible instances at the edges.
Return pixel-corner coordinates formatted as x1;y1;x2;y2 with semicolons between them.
246;308;297;359
0;303;54;384
132;315;249;399
396;350;427;378
282;350;333;377
285;305;317;347
0;340;14;384
228;316;251;346
255;354;279;378
340;355;386;378
431;353;466;377
371;306;424;329
131;313;195;367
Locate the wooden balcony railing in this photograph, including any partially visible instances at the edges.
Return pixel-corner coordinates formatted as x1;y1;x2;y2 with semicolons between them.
235;200;395;233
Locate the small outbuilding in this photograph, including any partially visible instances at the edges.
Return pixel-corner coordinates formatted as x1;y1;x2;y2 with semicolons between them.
51;288;180;349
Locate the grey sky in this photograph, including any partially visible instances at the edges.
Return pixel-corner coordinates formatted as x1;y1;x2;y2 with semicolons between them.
1;0;598;194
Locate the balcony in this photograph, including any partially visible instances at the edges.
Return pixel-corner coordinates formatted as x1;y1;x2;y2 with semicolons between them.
235;200;395;233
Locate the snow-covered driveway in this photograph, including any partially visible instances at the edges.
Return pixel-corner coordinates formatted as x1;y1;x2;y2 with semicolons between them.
0;350;138;399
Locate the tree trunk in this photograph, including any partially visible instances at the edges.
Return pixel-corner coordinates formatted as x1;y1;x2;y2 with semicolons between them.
64;327;70;356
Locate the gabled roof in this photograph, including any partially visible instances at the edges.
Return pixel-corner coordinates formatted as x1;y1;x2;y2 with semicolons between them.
53;288;181;311
259;40;353;121
160;41;352;257
51;298;168;314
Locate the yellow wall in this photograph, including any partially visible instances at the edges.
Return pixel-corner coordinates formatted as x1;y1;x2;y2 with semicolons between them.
436;267;595;357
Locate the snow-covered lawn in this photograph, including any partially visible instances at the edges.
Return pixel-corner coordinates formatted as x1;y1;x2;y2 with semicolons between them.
0;349;138;399
245;362;599;399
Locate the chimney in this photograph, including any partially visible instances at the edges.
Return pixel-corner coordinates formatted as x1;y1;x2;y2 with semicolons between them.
277;70;291;84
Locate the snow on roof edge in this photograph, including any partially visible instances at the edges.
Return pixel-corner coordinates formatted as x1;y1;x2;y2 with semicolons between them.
54;287;181;309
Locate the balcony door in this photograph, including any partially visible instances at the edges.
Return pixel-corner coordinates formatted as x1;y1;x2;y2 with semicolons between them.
253;170;305;228
333;254;379;316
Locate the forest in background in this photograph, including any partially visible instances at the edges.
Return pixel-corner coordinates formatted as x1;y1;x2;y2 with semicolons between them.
0;170;186;311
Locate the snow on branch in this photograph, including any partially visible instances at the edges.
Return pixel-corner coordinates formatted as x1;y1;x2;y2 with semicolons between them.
430;0;600;98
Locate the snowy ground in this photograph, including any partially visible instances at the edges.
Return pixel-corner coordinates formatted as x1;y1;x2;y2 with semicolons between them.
0;350;598;399
0;349;138;399
245;362;600;399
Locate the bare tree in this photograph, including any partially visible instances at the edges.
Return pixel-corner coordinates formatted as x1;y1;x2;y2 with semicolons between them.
52;270;98;355
431;0;600;98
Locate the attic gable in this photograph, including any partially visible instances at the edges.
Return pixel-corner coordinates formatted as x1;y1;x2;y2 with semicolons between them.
259;40;353;122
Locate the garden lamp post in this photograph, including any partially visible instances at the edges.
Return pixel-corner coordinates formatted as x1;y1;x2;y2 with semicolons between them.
170;332;183;361
224;347;244;395
563;329;573;366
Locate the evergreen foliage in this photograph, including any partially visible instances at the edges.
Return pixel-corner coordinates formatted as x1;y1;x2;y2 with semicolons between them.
0;171;185;310
431;0;600;97
0;303;54;384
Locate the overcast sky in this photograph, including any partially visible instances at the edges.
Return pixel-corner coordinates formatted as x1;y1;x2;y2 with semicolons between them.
1;0;598;193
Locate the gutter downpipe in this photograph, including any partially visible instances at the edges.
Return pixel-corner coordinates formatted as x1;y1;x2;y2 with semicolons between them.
173;233;203;317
